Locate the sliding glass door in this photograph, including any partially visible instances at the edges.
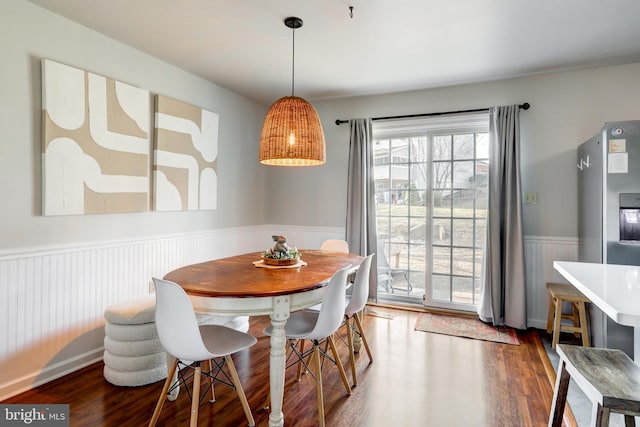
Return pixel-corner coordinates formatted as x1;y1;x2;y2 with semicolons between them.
373;114;489;311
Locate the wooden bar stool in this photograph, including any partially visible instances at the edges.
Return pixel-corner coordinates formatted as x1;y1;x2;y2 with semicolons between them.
545;282;590;349
549;344;640;427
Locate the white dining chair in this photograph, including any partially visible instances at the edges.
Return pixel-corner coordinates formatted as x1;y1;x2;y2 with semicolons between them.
149;278;257;427
302;254;374;387
319;239;349;253
342;253;374;387
263;265;352;427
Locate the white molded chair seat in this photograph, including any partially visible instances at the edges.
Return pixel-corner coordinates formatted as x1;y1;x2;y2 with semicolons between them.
263;265;353;427
149;278;257;427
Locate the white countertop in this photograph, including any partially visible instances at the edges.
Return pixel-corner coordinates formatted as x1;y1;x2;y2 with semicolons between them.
553;261;640;327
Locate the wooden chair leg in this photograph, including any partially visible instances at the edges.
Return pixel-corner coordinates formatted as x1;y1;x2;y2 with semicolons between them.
345;316;357;387
624;414;636;427
592;403;610;427
312;344;325;427
295;339;307;381
577;302;590;347
225;355;255;427
546;297;555;334
552;298;563;350
327;335;352;395
148;358;179;427
548;359;571;427
206;359;216;403
571;303;581;337
353;312;373;362
190;364;201;427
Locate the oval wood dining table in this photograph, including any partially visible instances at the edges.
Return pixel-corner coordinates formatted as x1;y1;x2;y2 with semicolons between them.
163;249;363;427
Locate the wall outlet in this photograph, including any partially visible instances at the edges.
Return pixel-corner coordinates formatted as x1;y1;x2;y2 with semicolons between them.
524;191;537;205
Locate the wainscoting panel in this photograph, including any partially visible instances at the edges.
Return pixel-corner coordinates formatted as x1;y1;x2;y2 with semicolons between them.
1;228;566;399
0;225;343;400
524;236;579;329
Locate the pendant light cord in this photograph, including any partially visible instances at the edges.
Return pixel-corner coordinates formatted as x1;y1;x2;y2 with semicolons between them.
291;24;296;97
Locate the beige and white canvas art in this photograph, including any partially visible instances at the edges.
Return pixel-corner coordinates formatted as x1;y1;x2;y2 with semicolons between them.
41;59;150;215
153;95;218;211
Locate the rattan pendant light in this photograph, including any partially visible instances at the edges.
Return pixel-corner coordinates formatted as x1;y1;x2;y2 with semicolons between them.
259;17;326;166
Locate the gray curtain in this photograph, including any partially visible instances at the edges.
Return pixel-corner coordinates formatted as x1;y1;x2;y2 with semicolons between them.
477;105;527;329
346;118;378;301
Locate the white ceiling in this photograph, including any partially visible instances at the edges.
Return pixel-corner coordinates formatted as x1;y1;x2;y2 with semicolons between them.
26;0;640;105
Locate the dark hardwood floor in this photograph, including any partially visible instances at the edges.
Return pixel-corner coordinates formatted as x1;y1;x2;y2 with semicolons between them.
3;306;575;426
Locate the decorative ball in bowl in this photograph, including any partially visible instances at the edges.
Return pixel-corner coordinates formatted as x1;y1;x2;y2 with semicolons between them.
261;247;301;266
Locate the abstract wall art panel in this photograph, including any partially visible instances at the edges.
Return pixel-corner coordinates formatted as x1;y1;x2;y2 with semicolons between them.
41;59;151;215
153;95;218;211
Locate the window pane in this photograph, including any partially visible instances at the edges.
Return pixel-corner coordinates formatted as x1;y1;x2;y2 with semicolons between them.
389;216;409;241
393;244;409;269
432;274;451;301
452;248;473;276
390;139;409;164
433;218;450;245
474;252;484;278
393;189;407;206
433;161;452;189
452;276;473;304
453;161;474;189
407;190;424;208
475;185;488;211
409;137;428;162
475;219;486;247
409;218;426;242
373;140;390;164
452;189;475;217
453;134;474;160
432;246;450;274
452;219;474;247
407;270;425;295
409;164;428;190
474;276;482;303
376;217;390;242
433;190;451;217
408;244;426;272
432;190;451;216
476;133;489;159
433;135;451;160
376;190;391;206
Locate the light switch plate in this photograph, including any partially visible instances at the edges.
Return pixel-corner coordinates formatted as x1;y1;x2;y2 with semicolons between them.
524;192;537;204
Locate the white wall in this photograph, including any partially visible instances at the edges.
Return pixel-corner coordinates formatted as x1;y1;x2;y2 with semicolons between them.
0;0;269;251
268;63;640;238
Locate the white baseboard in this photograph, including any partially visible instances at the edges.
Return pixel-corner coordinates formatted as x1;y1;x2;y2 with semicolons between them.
2;349;104;400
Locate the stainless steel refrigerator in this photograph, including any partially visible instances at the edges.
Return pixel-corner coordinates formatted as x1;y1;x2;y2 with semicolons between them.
577;120;640;357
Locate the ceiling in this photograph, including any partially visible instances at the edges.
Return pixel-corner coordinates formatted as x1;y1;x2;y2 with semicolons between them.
26;0;640;105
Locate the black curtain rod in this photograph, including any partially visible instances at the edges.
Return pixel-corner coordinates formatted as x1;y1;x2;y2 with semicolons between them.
334;102;530;126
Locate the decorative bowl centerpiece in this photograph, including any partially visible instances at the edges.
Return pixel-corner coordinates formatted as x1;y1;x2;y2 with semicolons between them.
262;235;301;266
